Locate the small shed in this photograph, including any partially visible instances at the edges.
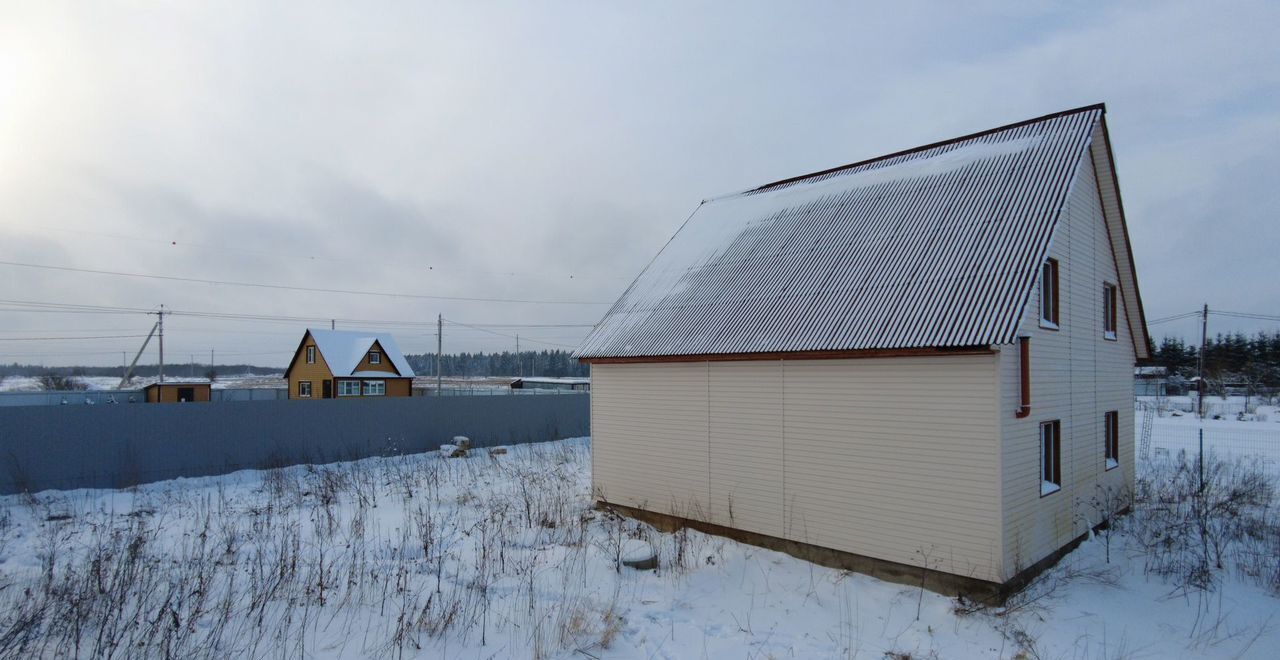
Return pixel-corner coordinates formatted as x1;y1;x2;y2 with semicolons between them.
510;377;590;392
143;382;212;403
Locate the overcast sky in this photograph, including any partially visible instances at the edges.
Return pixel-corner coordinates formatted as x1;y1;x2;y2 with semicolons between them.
1;1;1277;369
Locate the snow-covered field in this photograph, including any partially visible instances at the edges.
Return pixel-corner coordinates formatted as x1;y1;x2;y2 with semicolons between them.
1148;410;1280;475
0;373;285;392
0;429;1277;658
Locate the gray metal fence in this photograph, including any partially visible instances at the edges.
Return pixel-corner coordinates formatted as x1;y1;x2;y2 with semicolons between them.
0;393;589;494
0;390;145;407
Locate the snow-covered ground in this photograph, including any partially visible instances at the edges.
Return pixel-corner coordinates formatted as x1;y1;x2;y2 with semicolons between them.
0;428;1276;658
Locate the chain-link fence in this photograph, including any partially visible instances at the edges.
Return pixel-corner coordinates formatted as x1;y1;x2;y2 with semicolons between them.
1138;402;1280;479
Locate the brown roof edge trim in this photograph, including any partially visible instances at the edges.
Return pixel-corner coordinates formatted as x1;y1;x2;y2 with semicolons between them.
579;346;995;364
738;103;1108;197
1097;115;1152;360
282;329;314;380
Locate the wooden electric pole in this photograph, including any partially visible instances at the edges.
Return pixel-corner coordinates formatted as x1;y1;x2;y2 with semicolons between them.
436;314;443;395
157;304;165;383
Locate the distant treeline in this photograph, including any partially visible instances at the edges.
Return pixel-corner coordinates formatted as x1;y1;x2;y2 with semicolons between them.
1152;331;1280;387
405;349;588;378
0;364;280;379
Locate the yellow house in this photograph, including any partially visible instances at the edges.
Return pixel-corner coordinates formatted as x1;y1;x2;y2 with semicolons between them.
284;329;415;400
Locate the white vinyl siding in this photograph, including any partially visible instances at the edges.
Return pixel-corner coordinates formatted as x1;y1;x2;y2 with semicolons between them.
590;363;711;517
998;138;1135;580
592;353;1003;583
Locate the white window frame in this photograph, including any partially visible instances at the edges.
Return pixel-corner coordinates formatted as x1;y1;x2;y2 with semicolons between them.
338;380;361;397
299;381;312;398
363;380;385;396
1041;420;1061;496
1103;283;1118;341
369;350;381;365
306;345;316;364
1039;258;1059;330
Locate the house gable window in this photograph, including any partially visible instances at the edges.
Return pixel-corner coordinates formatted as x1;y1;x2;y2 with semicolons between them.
1104;410;1119;470
306;345;316;364
1041;420;1061;496
369;350;381;365
299;381;312;398
1103;283;1118;340
338;380;361;397
1040;258;1059;329
363;380;385;396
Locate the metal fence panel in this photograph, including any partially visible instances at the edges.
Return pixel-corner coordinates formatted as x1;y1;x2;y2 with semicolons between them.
0;393;589;494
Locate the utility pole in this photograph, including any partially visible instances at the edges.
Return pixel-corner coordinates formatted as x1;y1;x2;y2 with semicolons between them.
436;314;443;395
121;352;126;383
1197;303;1208;493
210;348;214;368
331;319;335;330
158;304;165;384
517;334;522;377
190;355;194;378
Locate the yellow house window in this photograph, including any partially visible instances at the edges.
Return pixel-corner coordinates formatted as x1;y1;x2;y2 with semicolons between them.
369;350;381;365
299;381;312;398
363;380;385;396
338;380;361;396
306;346;316;364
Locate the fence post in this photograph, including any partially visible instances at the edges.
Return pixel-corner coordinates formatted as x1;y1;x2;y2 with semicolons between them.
1198;427;1204;494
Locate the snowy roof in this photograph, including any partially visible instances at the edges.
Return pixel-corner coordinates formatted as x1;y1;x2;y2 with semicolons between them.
1135;366;1167;376
578;105;1112;359
301;329;415;378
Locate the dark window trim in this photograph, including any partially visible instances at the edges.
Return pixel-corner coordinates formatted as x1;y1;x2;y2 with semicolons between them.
1041;420;1062;497
1104;410;1119;469
306;345;316;364
369;350;382;364
299;380;312;398
1040;258;1060;330
1103;283;1118;340
1016;336;1031;418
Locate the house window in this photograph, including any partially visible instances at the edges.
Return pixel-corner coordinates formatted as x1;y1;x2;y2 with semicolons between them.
299;381;312;398
369;350;381;365
1016;336;1031;418
1103;283;1118;340
338;380;361;397
363;380;385;396
306;345;316;364
1040;258;1059;329
1105;411;1119;470
1041;420;1061;496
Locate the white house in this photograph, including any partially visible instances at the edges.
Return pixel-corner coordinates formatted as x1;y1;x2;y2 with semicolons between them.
576;104;1150;599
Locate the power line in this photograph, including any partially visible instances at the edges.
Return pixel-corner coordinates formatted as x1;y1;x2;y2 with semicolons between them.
1213;310;1280;322
442;318;581;349
0;334;150;342
0;298;601;331
1148;311;1201;325
10;225;633;282
0;260;612;305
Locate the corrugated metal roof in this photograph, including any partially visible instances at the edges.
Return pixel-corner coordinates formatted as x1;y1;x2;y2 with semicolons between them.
577;106;1105;359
